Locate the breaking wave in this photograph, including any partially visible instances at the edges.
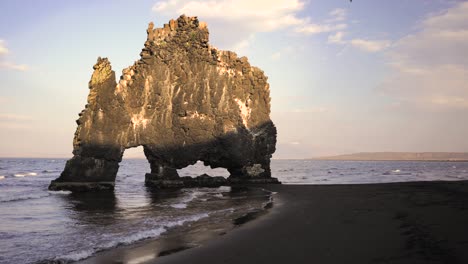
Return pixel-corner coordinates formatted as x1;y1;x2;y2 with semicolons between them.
14;172;37;177
0;193;50;203
53;213;209;262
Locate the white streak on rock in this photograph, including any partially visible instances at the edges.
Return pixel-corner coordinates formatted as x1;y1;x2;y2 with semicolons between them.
235;98;251;128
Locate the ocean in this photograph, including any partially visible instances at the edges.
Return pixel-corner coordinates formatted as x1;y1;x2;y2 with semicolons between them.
1;158;468;263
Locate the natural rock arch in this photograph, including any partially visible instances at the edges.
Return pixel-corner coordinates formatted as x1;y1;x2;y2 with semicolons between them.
49;15;279;191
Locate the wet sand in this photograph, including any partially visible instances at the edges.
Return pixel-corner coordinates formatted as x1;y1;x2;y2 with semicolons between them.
84;181;468;264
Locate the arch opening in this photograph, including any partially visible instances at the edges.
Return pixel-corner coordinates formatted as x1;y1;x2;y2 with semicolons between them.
178;161;230;179
117;146;151;187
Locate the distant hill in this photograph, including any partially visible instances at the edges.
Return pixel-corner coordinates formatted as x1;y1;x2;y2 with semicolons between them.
315;152;468;161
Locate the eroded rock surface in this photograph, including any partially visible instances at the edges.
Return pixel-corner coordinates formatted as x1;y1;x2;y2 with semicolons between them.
49;15;279;191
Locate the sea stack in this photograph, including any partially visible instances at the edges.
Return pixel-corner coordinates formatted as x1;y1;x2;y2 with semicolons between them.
49;15;279;191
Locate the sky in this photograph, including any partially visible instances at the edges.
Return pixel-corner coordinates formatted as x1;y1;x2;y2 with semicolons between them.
0;0;467;159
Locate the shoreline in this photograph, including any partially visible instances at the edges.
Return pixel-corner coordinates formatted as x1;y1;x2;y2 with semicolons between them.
78;180;468;264
152;180;468;264
76;186;275;264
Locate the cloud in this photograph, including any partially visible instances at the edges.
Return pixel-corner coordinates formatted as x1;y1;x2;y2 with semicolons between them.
0;40;28;71
329;37;392;53
0;40;8;55
270;45;294;60
350;38;391;52
327;31;346;44
295;23;347;35
231;34;255;54
153;1;349;50
328;8;347;22
327;31;391;54
271;52;281;60
380;2;468;110
153;0;307;50
0;61;28;71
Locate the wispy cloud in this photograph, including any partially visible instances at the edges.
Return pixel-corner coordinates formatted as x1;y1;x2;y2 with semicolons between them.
0;39;28;71
328;8;347;22
327;31;346;44
295;23;347;35
271;52;281;60
323;12;391;53
380;2;468;110
327;34;392;53
295;7;348;35
350;39;391;52
0;61;28;71
0;40;9;55
270;46;294;60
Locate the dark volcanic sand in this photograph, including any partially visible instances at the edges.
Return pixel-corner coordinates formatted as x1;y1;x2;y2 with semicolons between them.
84;181;468;264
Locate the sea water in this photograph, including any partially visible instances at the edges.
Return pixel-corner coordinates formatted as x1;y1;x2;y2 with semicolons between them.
1;159;468;263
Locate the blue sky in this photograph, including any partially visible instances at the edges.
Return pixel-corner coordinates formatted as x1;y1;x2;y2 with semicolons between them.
0;0;467;158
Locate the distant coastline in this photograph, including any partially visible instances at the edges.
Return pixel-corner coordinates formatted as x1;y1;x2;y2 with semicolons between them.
313;152;468;161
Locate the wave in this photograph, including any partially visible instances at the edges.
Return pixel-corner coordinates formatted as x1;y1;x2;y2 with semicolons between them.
170;203;188;209
54;213;210;262
169;187;231;209
169;190;205;209
14;172;37;177
48;190;72;195
0;193;50;203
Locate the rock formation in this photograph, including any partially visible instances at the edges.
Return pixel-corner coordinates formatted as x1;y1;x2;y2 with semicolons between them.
49;15;279;191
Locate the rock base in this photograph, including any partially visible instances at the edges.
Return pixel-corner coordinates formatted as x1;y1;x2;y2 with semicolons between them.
145;173;281;189
48;181;115;192
227;177;282;185
49;175;281;192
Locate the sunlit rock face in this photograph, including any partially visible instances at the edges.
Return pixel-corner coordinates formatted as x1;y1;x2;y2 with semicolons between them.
49;15;279;191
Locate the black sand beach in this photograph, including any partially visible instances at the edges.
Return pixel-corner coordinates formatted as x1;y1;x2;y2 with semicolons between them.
82;181;468;264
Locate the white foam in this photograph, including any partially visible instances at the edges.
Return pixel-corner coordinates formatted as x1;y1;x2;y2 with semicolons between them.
169;191;205;209
213;193;223;198
14;172;37;177
165;213;210;228
48;190;72;195
0;176;4;180
218;186;231;192
58;249;95;262
55;213;210;262
0;193;50;203
117;227;166;245
170;203;187;209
